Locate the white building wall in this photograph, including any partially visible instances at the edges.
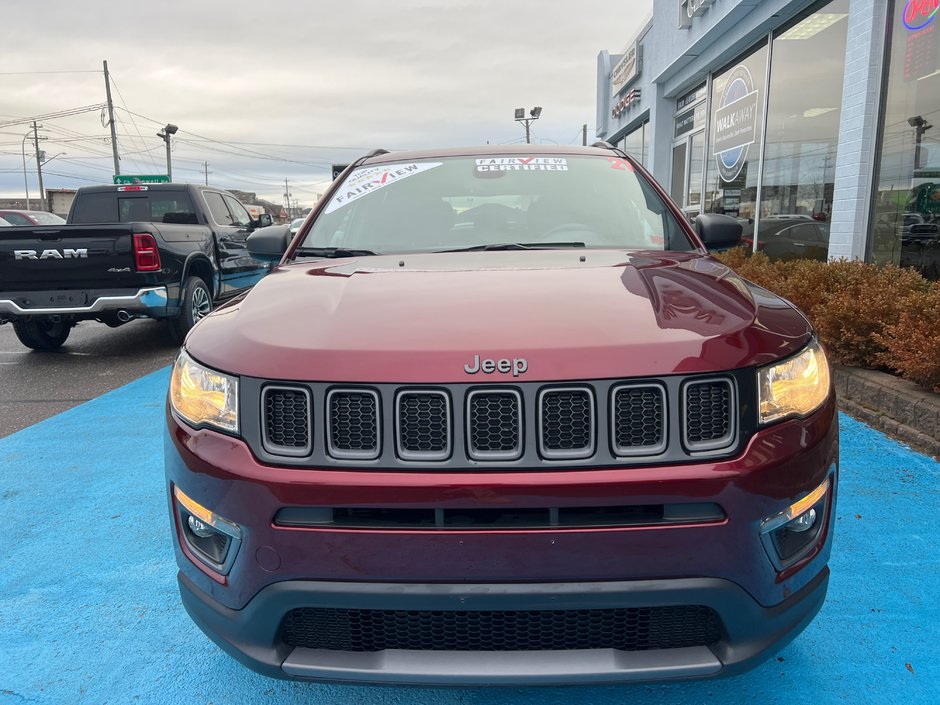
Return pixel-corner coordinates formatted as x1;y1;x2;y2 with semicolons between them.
828;0;888;261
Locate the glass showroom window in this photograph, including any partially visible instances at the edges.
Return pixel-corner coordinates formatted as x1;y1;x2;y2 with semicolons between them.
703;44;769;233
621;121;648;167
870;0;940;280
755;0;849;262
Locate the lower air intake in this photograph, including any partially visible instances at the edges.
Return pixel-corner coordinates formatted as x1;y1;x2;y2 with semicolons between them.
281;605;722;652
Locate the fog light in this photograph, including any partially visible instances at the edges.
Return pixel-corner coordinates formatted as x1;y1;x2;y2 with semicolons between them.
174;486;242;574
761;477;831;568
787;508;817;533
188;515;214;538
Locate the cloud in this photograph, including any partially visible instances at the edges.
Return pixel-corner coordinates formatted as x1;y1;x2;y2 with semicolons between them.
0;0;651;204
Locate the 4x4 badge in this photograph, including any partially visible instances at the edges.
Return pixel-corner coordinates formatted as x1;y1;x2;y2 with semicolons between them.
464;355;528;377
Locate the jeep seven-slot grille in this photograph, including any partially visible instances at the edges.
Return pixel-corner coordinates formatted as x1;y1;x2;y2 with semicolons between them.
684;380;734;451
397;391;451;460
467;390;522;460
262;387;311;455
539;388;594;459
612;385;666;455
328;390;379;459
255;377;738;464
281;605;723;652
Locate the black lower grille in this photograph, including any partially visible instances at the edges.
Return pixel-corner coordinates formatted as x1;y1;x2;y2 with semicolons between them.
281;605;722;652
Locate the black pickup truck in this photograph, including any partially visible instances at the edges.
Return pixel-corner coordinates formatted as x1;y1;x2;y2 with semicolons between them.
0;183;272;350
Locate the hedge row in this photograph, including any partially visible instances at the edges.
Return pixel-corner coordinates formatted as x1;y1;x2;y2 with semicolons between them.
714;248;940;392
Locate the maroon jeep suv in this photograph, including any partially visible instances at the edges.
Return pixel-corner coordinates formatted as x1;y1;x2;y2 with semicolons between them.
164;145;837;685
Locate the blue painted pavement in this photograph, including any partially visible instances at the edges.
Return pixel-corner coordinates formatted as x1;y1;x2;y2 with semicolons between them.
0;368;937;704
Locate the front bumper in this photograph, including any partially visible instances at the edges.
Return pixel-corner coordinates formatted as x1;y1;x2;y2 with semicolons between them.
0;286;168;318
179;567;829;685
166;393;838;684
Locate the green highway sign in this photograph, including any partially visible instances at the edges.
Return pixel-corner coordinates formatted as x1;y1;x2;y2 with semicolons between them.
113;174;170;184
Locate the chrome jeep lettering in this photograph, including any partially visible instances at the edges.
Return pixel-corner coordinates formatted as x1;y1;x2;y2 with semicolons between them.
464;355;528;377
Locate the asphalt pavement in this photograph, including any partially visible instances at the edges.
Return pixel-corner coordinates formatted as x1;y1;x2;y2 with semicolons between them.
0;368;937;704
0;319;179;438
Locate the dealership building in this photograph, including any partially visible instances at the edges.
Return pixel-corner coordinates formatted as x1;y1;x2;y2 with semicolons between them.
596;0;940;278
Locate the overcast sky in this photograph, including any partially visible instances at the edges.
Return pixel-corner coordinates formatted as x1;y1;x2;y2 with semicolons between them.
0;0;651;207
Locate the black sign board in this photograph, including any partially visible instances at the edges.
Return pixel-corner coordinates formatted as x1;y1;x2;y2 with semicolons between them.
676;85;706;112
332;164;350;180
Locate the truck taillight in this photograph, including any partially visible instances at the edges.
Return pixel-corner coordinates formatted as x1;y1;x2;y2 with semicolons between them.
133;233;161;271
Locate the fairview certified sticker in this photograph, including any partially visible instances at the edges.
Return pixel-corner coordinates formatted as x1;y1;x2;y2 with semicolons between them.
324;162;443;214
475;157;568;172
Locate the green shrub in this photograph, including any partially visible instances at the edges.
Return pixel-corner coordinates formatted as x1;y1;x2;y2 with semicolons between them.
714;247;940;391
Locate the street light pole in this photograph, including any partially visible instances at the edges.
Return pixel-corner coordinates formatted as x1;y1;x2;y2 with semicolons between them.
32;121;46;211
157;123;179;181
514;107;543;144
908;115;933;173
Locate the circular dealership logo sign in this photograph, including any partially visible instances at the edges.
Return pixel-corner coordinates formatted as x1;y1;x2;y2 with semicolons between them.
713;65;760;183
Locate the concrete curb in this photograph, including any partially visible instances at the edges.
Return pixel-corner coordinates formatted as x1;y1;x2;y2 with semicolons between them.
834;365;940;459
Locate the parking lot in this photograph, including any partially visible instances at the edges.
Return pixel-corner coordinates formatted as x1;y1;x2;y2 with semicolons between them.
0;364;937;704
0;321;178;438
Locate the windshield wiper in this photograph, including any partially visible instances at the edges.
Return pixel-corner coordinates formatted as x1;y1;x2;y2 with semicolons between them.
293;247;379;258
438;242;586;253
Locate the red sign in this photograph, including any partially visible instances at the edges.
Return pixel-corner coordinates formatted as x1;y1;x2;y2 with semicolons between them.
904;0;939;30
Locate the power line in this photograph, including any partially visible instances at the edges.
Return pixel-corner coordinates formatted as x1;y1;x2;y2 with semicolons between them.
0;104;105;130
109;73;160;173
0;70;101;76
114;107;376;152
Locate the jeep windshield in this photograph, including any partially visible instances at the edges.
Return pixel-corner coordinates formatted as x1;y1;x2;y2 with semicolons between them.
295;154;695;256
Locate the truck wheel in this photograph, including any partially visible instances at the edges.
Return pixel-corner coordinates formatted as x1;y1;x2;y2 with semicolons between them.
169;276;212;344
12;320;72;351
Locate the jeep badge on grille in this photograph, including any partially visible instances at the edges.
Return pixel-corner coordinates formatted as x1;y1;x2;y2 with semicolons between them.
464;355;528;377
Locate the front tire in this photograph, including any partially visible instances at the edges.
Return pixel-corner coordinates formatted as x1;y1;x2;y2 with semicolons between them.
169;276;212;344
13;319;72;351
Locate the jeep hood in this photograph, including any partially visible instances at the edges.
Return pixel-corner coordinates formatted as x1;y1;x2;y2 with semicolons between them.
187;250;812;383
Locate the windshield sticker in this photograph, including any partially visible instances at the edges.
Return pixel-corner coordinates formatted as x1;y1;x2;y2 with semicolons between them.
607;157;635;172
475;157;568;172
324;162;443;214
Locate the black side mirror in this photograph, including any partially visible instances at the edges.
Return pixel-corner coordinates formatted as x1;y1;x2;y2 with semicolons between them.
250;213;273;230
247;224;292;261
694;213;744;252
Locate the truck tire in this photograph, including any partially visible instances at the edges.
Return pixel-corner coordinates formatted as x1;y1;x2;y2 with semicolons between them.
169;276;212;344
12;320;72;351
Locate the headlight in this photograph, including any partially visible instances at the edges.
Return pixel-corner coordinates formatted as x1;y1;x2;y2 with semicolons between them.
169;350;239;433
758;339;831;425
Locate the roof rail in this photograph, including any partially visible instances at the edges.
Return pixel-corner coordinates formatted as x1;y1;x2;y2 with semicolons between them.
362;148;390;159
591;140;616;150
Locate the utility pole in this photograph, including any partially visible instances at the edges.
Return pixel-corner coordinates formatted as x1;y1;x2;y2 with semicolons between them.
21;125;40;210
284;178;292;217
103;60;120;177
582;124;588;146
32;121;46;211
203;161;210;185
